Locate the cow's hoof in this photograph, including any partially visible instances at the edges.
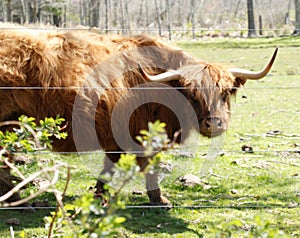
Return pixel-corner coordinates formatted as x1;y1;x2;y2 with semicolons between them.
90;186;109;207
147;189;172;207
149;195;172;208
94;192;109;207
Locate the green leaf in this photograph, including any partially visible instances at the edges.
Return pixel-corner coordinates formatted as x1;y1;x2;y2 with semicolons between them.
114;217;126;224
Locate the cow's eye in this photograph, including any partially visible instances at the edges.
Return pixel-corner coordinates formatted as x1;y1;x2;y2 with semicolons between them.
191;90;198;100
222;92;229;102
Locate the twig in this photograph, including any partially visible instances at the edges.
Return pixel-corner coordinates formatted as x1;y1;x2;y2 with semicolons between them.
3;158;26;180
10;226;14;238
114;167;139;199
0;120;41;148
208;172;228;179
0;163;67;204
3;164;62;207
48;167;73;238
265;160;300;167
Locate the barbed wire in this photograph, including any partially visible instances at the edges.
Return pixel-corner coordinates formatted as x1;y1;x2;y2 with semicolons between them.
0;204;299;210
0;86;300;90
0;27;296;32
5;148;300;155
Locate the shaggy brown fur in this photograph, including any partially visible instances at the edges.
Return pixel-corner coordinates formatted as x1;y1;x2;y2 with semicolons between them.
0;29;252;205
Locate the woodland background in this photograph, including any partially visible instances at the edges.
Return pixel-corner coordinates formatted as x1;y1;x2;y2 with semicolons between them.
1;0;300;39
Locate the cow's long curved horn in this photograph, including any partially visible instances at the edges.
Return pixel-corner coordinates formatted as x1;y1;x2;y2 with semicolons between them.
138;63;181;82
229;48;278;80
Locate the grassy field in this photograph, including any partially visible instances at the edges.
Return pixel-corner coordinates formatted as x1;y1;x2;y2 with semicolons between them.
1;37;300;237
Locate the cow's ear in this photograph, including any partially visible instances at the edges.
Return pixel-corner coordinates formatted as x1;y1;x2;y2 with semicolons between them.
234;77;247;88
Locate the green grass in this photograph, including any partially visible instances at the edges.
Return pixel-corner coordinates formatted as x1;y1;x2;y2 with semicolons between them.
1;37;300;237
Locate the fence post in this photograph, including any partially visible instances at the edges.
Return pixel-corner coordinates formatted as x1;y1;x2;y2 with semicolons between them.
259;15;263;35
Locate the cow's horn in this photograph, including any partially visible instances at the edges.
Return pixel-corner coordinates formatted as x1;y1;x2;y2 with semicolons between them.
229;48;278;80
138;63;181;82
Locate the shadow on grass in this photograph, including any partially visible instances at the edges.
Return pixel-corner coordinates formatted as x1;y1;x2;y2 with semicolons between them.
162;178;299;208
120;207;203;237
0;209;50;236
0;192;76;236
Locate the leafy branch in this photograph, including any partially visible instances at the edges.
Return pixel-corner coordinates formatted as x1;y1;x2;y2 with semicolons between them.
0;115;69;206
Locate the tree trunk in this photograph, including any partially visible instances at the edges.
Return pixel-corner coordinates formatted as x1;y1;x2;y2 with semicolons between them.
119;0;126;34
82;0;88;25
90;0;100;27
112;0;118;27
176;0;182;27
285;0;292;24
145;0;149;33
18;0;26;23
294;0;300;34
79;0;84;25
105;0;109;33
63;4;67;27
0;0;4;21
247;0;256;37
27;0;35;23
166;0;171;40
234;0;242;18
124;0;130;33
190;0;195;39
136;0;144;27
5;0;12;22
154;0;162;36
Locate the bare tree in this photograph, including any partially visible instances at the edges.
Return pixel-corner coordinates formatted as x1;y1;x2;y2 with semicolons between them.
4;0;12;22
154;0;162;36
145;0;149;32
124;0;130;32
27;0;39;24
78;0;83;25
119;0;126;34
294;0;300;34
90;0;100;27
18;0;26;23
190;0;195;39
166;0;171;40
233;0;242;18
105;0;109;33
247;0;256;37
0;0;4;21
112;0;118;27
0;0;296;37
136;0;144;27
285;0;292;24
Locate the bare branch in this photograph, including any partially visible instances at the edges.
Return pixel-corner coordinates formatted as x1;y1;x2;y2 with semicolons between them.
0;163;68;205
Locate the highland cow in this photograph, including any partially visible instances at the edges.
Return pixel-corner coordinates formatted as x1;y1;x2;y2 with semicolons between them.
0;29;277;205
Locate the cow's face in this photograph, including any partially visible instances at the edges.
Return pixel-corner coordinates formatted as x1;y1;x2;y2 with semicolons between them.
139;48;277;138
181;64;235;138
190;84;233;138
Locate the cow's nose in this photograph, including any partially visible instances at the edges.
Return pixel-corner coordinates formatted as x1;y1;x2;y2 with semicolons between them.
204;117;223;130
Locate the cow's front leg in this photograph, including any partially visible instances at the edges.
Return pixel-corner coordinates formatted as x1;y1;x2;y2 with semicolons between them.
145;172;171;206
95;155;115;198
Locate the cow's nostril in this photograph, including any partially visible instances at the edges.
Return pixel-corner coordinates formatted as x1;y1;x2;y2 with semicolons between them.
217;119;222;128
204;118;223;130
205;120;211;128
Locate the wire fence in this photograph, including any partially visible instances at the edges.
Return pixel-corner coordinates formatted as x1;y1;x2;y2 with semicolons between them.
0;26;297;39
0;29;299;211
0;204;299;210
